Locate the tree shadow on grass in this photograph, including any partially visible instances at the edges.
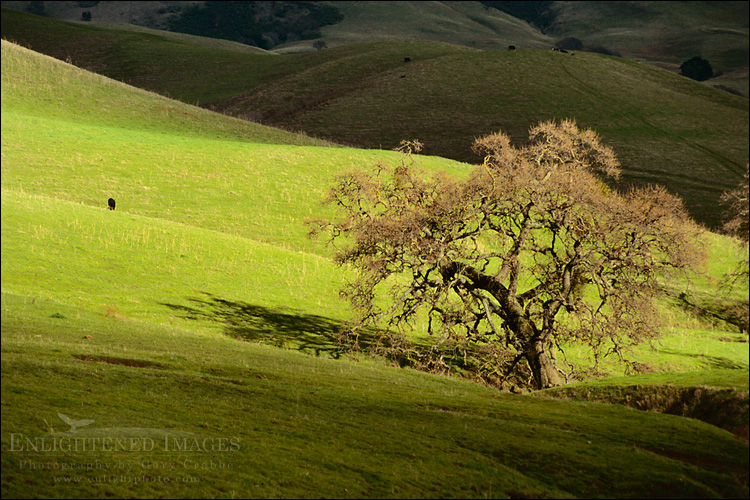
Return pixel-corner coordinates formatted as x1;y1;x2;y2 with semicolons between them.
160;292;369;357
159;293;472;377
656;349;748;370
675;292;749;334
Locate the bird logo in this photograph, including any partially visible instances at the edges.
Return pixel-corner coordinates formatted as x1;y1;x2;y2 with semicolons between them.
58;413;95;433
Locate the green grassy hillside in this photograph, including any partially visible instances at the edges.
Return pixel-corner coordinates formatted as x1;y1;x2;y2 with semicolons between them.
2;7;747;229
1;35;748;499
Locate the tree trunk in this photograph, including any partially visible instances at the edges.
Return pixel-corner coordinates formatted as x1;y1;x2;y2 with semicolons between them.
525;339;564;389
443;262;565;390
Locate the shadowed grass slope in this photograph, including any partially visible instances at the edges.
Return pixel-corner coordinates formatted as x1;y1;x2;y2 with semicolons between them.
545;1;749;72
0;8;479;107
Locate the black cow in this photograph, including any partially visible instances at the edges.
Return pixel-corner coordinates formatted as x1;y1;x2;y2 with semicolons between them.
508;45;516;51
404;57;411;63
108;198;116;211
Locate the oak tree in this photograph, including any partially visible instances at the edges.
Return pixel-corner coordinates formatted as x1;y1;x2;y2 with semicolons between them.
315;120;701;389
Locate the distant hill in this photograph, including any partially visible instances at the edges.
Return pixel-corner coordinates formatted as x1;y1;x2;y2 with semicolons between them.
0;1;555;51
2;1;746;95
2;2;746;68
0;0;198;29
543;1;749;96
544;1;748;70
302;1;553;51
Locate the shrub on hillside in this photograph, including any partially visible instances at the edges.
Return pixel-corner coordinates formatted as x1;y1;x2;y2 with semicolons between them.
680;56;714;82
24;1;46;17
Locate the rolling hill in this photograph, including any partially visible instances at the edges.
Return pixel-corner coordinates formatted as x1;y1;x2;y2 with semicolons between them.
211;43;748;229
1;6;748;229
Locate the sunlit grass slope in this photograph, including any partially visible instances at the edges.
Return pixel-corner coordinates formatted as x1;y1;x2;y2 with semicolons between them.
0;38;333;148
2;36;746;364
1;38;748;499
1;38;466;325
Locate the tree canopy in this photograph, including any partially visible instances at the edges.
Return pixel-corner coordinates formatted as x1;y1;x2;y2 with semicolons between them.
680;56;713;82
314;120;702;390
